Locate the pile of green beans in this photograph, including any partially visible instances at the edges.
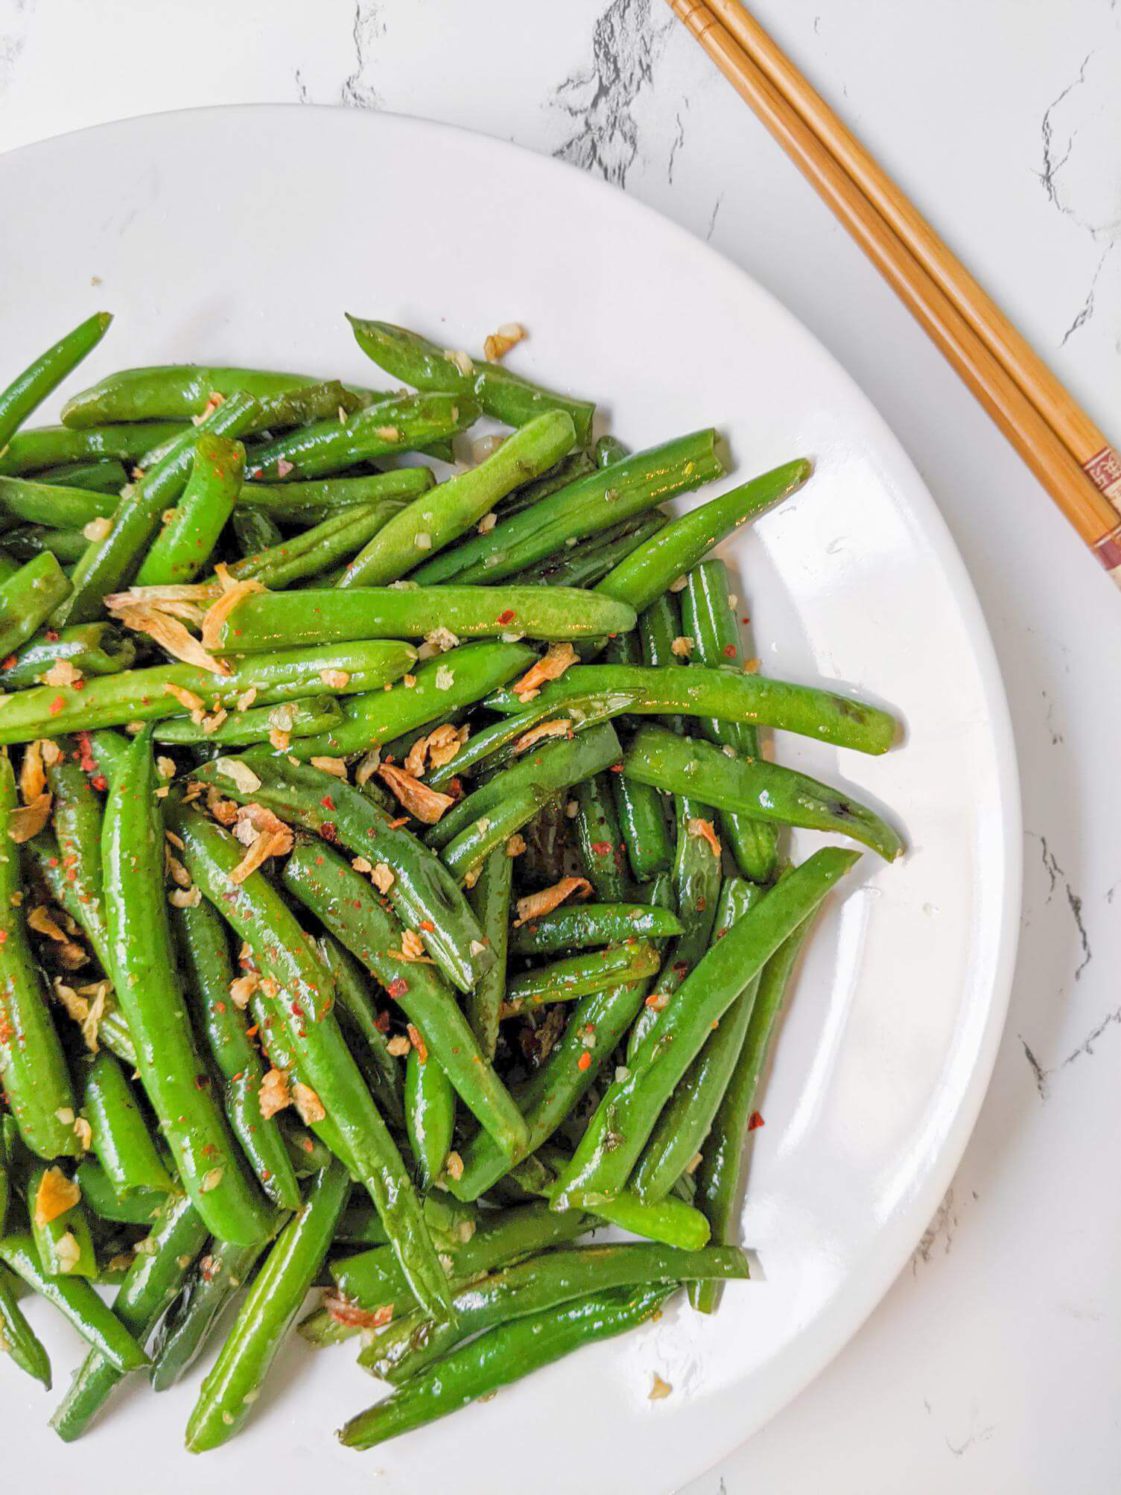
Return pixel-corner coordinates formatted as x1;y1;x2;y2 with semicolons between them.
0;313;905;1456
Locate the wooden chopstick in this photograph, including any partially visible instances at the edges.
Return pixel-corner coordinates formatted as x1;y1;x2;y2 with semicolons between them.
666;0;1121;580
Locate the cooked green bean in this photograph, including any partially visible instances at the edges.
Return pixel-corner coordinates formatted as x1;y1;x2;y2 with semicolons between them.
500;941;660;1017
60;364;343;427
0;552;71;656
2;524;86;563
169;804;451;1319
154;693;342;747
596;458;812;613
0;1258;51;1386
623;725;904;860
413;429;723;585
0;312;112;453
133;433;244;586
186;1161;348;1452
150;1234;268;1391
496;450;596;517
552;848;860;1210
238;467;434;521
230;504;282;557
0;474;116;529
74;1161;166;1225
365;1242;746;1384
0;756;81;1159
0;1231;149;1374
465;847;512;1060
281;839;527;1157
0;422;188;477
102;732;273;1244
512;1151;712;1250
602;629;675;882
509;510;669;590
347;317;596;447
28;1163;97;1277
0;622;136;689
226;499;407;589
691;918;811;1313
0;638;415;743
290;639;533;761
315;934;403;1127
83;1051;176;1196
509;902;682;954
49;1192;207;1440
338;1285;670;1450
172;896;302;1211
248;392;476;481
572;771;629;900
405;1045;455;1191
195;750;491;994
36;458;128;493
59;391;262;625
207;583;635;653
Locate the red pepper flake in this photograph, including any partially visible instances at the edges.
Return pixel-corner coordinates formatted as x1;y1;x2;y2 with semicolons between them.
374;1010;390;1033
406;1023;428;1063
741;616;750;625
723;643;737;658
748;1111;765;1131
386;978;409;999
321;822;338;842
610;762;624;773
577;1051;593;1071
44;629;59;643
91;775;107;792
245;1024;259;1038
590;841;612;856
0;656;15;671
302;1137;314;1153
419;919;435;933
0;931;7;945
48;696;66;716
496;608;516;625
320;795;336;811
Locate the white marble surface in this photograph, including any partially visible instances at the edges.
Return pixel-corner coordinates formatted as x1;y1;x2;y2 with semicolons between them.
1;2;1119;1490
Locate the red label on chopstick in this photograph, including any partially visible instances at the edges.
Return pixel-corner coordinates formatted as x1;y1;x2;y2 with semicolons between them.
1084;446;1121;505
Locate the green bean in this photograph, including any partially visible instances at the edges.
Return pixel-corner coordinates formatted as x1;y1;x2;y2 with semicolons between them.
83;1052;176;1196
281;839;527;1157
248;392;477;481
367;1241;746;1385
0;622;136;689
572;771;629;900
552;847;860;1210
448;980;652;1204
338;412;576;587
102;732;272;1244
624;725;903;859
208;583;635;654
512;1152;712;1249
0;553;71;656
0;638;416;744
315;934;403;1127
0;757;80;1159
231;504;282;557
186;1160;348;1452
60;365;346;427
226;500;407;589
0;1232;149;1373
509;903;682;954
45;742;110;954
27;1163;97;1276
150;1234;267;1391
347;317;595;447
596;458;813;614
49;1192;207;1440
509;511;669;590
0;422;188;477
690;918;811;1312
0;549;19;582
428;720;622;862
413;430;723;585
290;639;534;761
74;1161;167;1225
173;897;302;1212
681;561;777;879
2;524;85;563
197;750;490;994
133;434;244;586
484;662;897;756
0;474;116;529
465;847;512;1061
501;942;660;1017
238;467;435;521
405;1046;455;1190
250;379;366;432
334;1202;389;1247
0;312;113;453
497;450;596;518
331;1200;589;1311
36;458;129;493
338;1284;669;1449
170;804;451;1319
154;694;342;747
0;1258;51;1386
602;630;674;881
631;880;765;1202
58;394;262;624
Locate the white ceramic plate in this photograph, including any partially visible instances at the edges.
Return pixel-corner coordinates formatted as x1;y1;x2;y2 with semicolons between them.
0;106;1019;1495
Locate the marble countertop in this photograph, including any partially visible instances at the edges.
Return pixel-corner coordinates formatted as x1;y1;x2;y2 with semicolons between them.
1;1;1118;1490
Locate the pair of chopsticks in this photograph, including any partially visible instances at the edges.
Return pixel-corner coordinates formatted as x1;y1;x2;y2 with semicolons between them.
667;0;1121;582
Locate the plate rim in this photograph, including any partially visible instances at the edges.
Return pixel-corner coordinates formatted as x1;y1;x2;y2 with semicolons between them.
0;101;1023;1481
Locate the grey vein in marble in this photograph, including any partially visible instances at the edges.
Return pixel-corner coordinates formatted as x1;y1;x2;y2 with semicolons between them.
341;0;384;109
